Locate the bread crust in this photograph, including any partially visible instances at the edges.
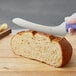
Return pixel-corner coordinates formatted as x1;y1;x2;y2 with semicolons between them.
59;38;72;67
11;30;73;67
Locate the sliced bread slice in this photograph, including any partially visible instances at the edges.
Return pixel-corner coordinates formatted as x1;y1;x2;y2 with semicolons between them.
11;30;72;67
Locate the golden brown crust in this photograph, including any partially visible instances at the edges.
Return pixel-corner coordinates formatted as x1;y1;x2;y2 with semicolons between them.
59;38;72;67
12;30;72;67
17;30;63;40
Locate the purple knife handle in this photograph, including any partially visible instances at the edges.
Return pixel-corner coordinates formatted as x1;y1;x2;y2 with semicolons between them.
66;23;76;32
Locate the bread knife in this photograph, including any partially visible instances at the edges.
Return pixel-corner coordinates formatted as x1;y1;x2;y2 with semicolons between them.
12;18;76;36
12;18;67;36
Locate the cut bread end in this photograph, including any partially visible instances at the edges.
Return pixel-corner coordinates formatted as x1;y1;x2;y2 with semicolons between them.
11;30;72;67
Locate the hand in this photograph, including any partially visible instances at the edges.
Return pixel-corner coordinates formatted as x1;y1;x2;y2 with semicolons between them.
65;13;76;35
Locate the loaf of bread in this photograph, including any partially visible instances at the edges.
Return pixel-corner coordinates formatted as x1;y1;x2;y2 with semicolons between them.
11;30;72;67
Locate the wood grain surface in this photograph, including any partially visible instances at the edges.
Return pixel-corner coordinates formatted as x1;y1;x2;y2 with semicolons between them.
0;34;76;76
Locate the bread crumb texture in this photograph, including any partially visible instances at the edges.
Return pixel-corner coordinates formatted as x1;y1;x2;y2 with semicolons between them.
11;30;72;67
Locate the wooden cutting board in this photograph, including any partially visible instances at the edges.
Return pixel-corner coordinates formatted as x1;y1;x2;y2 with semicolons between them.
0;34;76;76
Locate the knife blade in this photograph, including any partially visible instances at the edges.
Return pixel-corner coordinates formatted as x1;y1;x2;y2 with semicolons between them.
12;18;67;36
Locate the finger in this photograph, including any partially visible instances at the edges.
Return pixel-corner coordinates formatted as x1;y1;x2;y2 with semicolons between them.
65;17;76;24
68;28;76;35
